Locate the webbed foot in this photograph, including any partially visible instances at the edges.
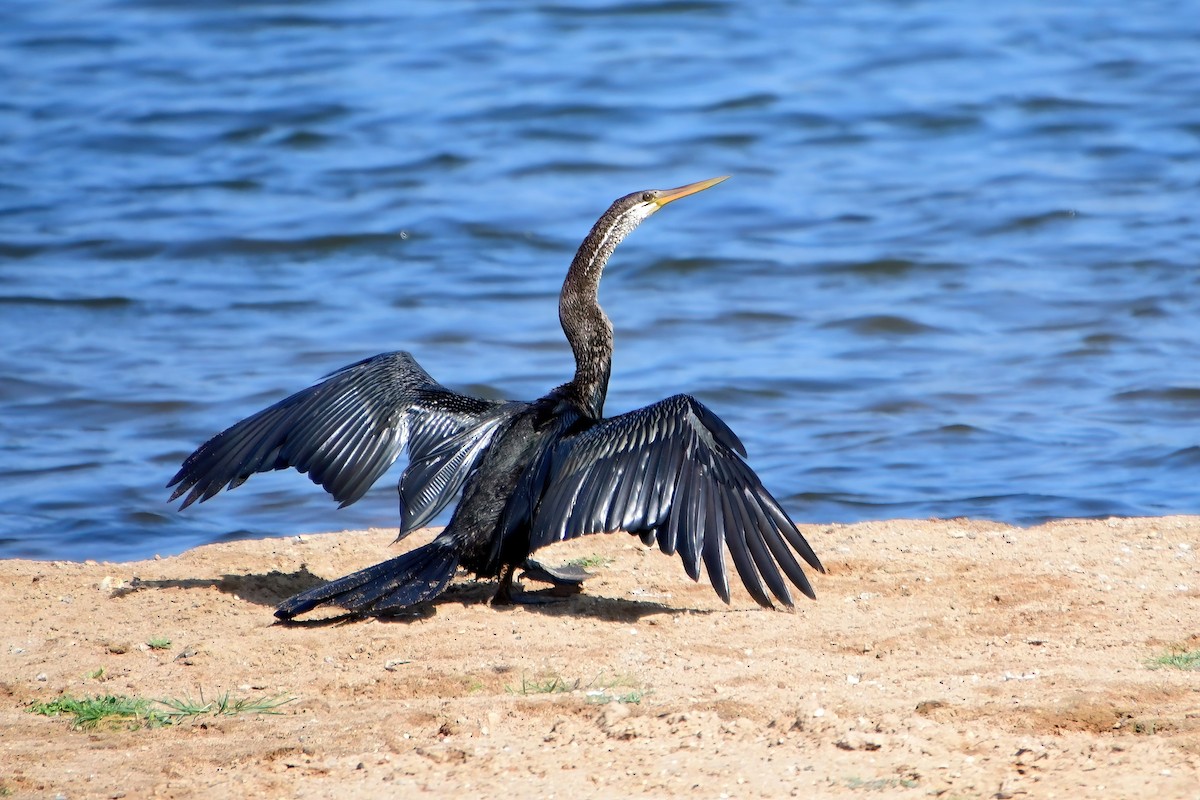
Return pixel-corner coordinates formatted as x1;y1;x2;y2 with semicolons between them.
492;561;587;606
518;558;592;588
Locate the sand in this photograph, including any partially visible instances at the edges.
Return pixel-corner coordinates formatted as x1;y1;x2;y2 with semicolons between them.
2;516;1198;799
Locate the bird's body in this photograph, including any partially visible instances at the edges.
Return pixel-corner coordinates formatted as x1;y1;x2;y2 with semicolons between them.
169;177;824;618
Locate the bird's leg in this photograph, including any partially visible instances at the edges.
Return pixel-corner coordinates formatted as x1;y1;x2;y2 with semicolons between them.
493;563;520;606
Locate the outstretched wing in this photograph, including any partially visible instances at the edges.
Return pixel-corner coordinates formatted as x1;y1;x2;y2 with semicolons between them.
167;351;506;530
530;394;823;607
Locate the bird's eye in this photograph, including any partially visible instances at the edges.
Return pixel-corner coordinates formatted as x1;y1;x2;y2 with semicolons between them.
641;191;655;202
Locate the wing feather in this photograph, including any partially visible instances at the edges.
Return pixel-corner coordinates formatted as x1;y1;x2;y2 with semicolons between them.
718;488;771;607
731;484;791;606
529;394;823;607
398;415;507;532
747;488;815;600
168;351;506;530
678;458;705;579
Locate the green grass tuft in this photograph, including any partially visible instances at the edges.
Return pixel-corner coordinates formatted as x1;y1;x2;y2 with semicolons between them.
30;695;154;729
586;687;647;705
584;672;649;704
1148;648;1200;671
29;691;294;730
155;691;294;723
843;776;919;791
506;671;648;703
147;637;172;650
567;554;612;569
507;674;580;695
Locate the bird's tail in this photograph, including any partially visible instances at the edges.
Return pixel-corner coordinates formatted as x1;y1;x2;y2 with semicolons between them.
275;541;461;619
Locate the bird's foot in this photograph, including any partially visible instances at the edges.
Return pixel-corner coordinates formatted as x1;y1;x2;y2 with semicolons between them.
492;561;587;607
518;558;592;588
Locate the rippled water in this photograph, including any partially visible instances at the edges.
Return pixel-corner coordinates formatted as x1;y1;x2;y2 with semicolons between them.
2;1;1198;561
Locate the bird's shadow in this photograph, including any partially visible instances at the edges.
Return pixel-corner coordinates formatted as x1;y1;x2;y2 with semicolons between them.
115;566;327;609
118;567;710;626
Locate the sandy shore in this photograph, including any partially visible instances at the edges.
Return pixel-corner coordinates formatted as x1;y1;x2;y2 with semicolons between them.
2;516;1198;799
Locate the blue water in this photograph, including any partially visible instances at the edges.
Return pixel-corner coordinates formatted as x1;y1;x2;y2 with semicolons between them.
1;1;1198;562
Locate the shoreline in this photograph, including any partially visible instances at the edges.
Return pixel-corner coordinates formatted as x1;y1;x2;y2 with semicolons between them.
2;516;1198;798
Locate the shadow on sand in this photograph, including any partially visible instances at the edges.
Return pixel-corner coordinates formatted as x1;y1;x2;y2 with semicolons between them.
120;565;715;626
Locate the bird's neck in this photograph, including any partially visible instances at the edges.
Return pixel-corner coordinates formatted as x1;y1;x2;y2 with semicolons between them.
560;310;612;419
559;210;627;419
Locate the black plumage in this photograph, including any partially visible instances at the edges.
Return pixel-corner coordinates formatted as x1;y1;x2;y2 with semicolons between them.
168;177;824;618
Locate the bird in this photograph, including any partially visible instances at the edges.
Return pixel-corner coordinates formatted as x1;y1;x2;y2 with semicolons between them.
168;176;824;619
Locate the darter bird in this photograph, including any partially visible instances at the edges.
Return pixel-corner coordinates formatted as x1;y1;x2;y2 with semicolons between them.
168;177;824;619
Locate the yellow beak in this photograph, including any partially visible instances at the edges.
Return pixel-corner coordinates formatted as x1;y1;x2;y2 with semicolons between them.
653;175;730;207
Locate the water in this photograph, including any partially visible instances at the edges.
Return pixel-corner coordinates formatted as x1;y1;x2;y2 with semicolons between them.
1;1;1198;562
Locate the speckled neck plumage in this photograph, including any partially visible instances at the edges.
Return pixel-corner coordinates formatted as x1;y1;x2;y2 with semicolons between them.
558;194;650;419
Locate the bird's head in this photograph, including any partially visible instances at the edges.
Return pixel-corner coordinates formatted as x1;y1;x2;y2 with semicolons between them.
577;175;729;266
612;175;730;226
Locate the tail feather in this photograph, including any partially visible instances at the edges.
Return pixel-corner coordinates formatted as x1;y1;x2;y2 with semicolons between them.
275;542;460;619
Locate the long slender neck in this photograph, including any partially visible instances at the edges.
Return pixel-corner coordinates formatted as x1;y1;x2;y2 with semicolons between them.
558;198;648;418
